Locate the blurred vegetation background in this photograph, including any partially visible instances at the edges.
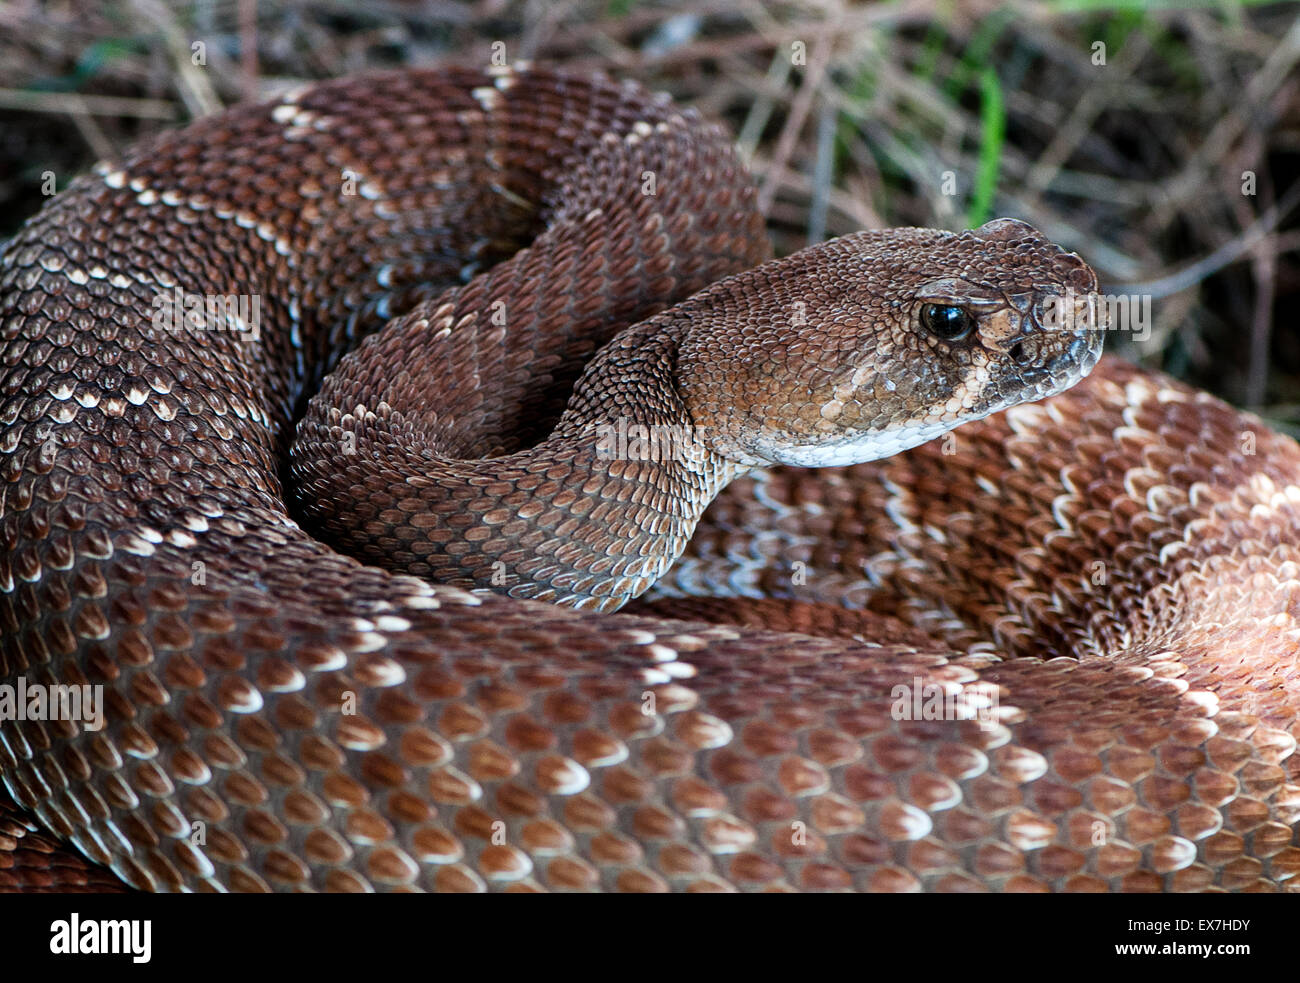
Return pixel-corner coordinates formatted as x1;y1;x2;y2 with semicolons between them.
1;0;1297;429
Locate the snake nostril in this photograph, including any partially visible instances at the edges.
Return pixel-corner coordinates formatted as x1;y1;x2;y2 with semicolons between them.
1009;341;1026;362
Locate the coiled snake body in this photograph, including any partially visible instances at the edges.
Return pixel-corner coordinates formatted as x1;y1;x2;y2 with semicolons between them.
1;66;1298;892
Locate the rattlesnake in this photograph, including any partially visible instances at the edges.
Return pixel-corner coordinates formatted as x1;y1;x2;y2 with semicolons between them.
1;65;1297;893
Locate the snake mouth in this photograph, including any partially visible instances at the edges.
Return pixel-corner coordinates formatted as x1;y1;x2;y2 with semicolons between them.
1000;284;1108;399
1011;327;1106;400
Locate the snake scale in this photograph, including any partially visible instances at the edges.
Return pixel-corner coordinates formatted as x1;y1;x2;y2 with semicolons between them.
1;65;1298;893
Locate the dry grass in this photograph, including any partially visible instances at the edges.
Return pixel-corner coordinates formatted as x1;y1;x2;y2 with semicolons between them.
2;0;1297;427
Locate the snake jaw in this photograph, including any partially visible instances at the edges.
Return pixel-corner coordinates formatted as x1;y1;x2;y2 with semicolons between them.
1012;328;1106;403
740;418;960;468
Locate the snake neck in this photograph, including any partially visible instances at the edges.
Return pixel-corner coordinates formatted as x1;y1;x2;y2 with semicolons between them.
295;309;746;613
543;314;748;608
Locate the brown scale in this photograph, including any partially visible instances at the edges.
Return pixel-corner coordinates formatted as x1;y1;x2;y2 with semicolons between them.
0;67;1297;893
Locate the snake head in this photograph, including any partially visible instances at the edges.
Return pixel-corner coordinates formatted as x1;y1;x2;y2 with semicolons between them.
676;217;1106;468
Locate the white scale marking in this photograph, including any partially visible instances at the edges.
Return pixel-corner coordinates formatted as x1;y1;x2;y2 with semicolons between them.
471;86;501;112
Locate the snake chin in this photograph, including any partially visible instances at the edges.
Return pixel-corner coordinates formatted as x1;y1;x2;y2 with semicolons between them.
742;419;957;468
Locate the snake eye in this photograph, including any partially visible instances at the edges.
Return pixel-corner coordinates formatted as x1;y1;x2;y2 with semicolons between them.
920;304;975;341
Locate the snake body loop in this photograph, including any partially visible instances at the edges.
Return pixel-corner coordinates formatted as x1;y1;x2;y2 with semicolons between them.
1;67;1298;893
